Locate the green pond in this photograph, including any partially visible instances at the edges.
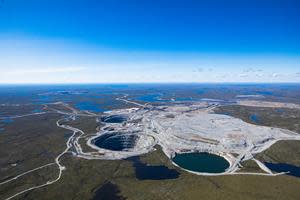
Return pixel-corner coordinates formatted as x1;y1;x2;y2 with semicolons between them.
172;152;230;173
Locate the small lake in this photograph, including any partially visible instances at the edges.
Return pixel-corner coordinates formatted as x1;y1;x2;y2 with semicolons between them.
249;114;260;124
172;152;230;173
264;162;300;178
129;156;180;180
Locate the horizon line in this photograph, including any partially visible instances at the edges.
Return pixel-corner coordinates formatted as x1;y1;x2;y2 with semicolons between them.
0;82;300;85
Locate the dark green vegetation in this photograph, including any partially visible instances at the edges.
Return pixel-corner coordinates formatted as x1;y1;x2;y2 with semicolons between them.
256;140;300;167
1;109;300;200
131;84;300;105
173;153;230;173
1;84;300;200
4;84;300;105
0;113;67;199
214;105;300;133
118;149;300;200
63;115;101;153
239;160;265;173
0;104;44;117
3;134;300;200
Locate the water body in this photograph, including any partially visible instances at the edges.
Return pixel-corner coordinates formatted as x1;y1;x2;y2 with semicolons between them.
94;133;137;151
134;93;169;103
200;98;225;102
102;115;127;123
93;182;126;200
0;118;14;123
172;152;230;173
129;156;180;180
31;109;42;113
1;83;298;105
257;91;274;95
175;97;194;101
75;102;103;113
249;114;260;124
33;95;54;104
264;162;300;178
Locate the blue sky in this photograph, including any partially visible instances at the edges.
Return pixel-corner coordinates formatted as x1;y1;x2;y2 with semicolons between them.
0;0;299;83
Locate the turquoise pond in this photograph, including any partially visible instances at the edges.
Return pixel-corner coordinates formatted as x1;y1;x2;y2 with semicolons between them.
172;152;230;173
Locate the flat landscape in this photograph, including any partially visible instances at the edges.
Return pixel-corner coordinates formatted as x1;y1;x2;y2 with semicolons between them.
1;0;300;199
0;84;300;200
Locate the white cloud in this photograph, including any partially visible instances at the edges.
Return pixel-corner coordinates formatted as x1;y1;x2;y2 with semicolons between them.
271;73;279;77
242;68;263;73
238;73;248;77
255;73;264;77
6;67;86;75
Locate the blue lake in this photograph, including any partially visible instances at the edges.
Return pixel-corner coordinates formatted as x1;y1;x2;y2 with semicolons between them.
75;102;103;112
173;152;230;173
264;162;300;178
33;95;54;104
249;114;260;124
175;97;194;101
0;118;14;123
257;91;274;95
134;93;168;102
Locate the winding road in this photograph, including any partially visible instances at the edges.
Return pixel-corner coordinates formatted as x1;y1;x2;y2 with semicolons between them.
0;99;298;199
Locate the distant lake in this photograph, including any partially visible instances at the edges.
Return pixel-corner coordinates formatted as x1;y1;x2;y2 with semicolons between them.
173;152;230;173
1;83;299;106
249;114;260;124
33;95;54;104
75;102;104;113
134;93;167;102
0;118;14;123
